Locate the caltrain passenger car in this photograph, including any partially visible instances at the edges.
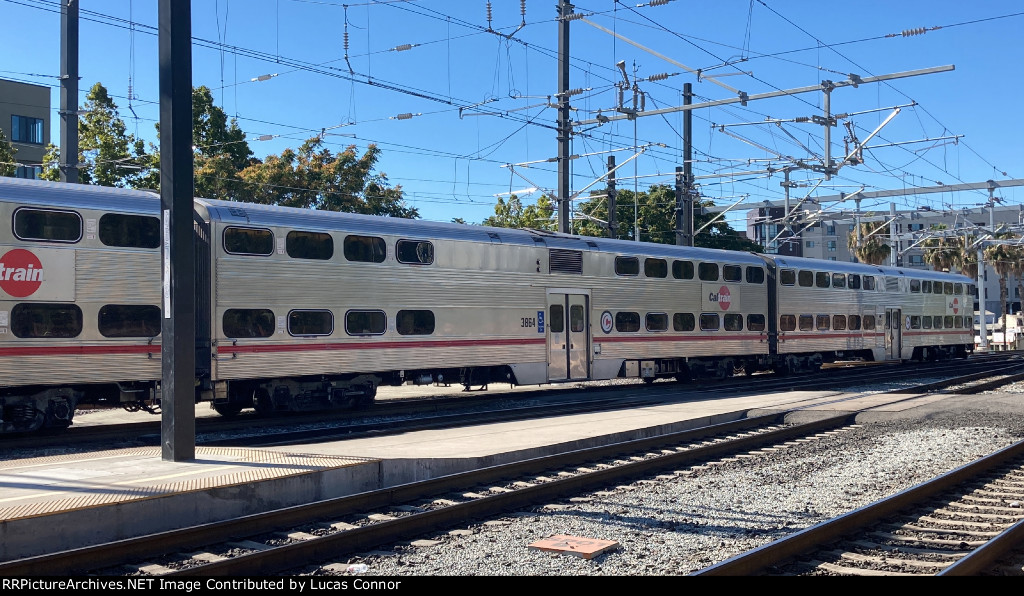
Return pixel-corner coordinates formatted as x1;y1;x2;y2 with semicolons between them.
0;178;975;433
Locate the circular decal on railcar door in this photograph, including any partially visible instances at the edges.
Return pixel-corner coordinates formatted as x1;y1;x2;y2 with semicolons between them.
600;311;613;334
0;249;44;298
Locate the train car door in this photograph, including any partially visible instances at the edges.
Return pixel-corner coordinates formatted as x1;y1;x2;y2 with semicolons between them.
885;307;902;360
547;292;590;381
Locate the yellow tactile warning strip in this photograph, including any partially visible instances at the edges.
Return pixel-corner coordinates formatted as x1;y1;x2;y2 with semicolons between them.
0;447;377;521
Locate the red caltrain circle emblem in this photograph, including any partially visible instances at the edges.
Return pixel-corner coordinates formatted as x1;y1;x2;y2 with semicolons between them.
951;298;959;314
718;286;731;310
0;249;44;298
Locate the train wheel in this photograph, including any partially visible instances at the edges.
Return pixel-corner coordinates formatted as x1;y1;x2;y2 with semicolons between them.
213;402;244;417
253;388;274;416
353;384;376;409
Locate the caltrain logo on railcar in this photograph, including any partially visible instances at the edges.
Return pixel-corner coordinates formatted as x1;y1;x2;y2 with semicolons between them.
949;298;960;314
0;248;75;301
0;249;44;297
701;283;740;312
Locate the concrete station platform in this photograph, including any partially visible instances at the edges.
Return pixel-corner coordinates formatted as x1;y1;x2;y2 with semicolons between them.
0;385;1016;562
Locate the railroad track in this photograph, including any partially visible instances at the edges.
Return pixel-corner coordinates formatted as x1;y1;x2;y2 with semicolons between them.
2;363;1021;576
6;354;1021;453
695;439;1024;576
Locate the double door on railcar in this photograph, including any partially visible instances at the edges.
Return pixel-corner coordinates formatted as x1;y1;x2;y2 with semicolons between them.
547;291;590;381
885;307;902;360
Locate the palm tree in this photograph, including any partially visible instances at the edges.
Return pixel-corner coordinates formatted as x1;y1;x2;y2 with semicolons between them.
847;223;891;265
984;235;1017;322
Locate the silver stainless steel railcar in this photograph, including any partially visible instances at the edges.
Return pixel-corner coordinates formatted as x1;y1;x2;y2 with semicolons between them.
0;178;976;433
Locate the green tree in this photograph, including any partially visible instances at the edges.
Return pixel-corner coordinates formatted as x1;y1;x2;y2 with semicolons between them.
41;82;149;187
985;235;1017;321
922;227;978;279
481;195;555;230
0;128;16;177
847;222;891;265
574;184;760;251
237;138;417;218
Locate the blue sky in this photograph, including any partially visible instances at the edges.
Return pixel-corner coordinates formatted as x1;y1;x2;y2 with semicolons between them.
2;0;1022;233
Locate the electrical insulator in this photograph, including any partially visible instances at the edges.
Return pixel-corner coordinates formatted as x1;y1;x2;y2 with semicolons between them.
258;135;274;141
901;27;927;37
393;44;413;52
648;73;670;82
486;1;492;26
520;0;526;17
649;0;672;6
344;31;349;52
395;113;414;120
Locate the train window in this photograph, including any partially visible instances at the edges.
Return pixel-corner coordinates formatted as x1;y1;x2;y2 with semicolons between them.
922;281;932;293
98;305;160;337
799;315;814;331
699;313;720;331
815;272;830;288
646;312;668;332
944;316;954;329
910;279;921;293
922;316;932;330
954;283;963;295
615;256;639;276
224;227;273;256
397;310;435;335
746;267;764;284
833;315;846;330
953;316;963;329
779;315;796;332
723;265;742;283
14;208;82;243
223;308;275;338
934;316;943;329
397;240;434;265
816;315;830;331
615;312;640;332
779;269;796;286
863;276;876;291
944;282;954;295
549;305;564;333
570;305;586;333
644;258;668;278
344;310;385;336
848;315;861;330
863;315;876;330
848;275;861;290
723;313;743;331
798;270;813;287
290;309;334;336
11;303;83;338
99;213;160;248
968;284;977;297
673;312;695;331
747;314;766;332
884;312;891;329
910;316;921;329
286;231;334;260
832;274;846;289
698;263;719;282
672;260;694;280
344;235;387;263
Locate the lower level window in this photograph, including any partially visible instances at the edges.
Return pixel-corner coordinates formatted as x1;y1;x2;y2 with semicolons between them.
699;313;719;331
397;310;435;335
289;309;334;336
99;304;161;337
11;303;83;338
223;308;275;338
345;310;385;336
615;312;640;333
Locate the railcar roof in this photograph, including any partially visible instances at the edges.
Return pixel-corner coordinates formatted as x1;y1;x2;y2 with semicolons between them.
198;198;766;263
766;254;974;283
0;177;160;214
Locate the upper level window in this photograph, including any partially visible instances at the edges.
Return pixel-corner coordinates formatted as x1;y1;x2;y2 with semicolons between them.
848;275;861;290
11;303;83;338
286;231;333;260
746;267;764;284
99;213;160;249
779;269;795;286
698;262;719;282
863;276;876;291
672;260;694;279
910;279;921;293
224;227;273;256
344;235;386;263
644;258;667;278
11;115;44;144
397;239;434;265
832;273;846;289
798;270;813;287
815;272;830;288
14;208;82;243
615;256;639;276
722;265;742;282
